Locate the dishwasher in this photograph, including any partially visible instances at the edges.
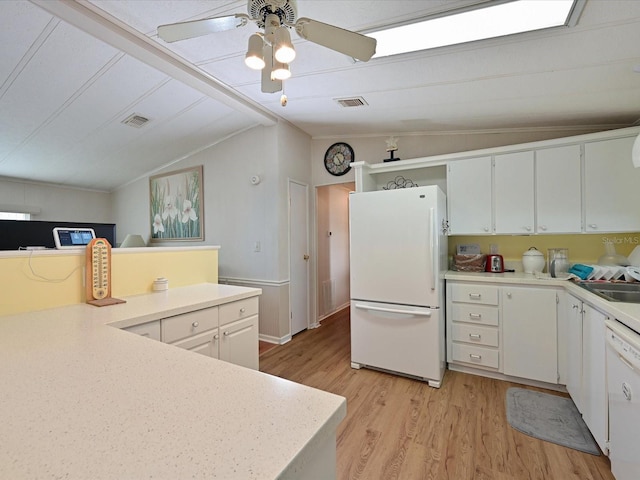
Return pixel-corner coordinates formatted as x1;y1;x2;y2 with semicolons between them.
606;319;640;480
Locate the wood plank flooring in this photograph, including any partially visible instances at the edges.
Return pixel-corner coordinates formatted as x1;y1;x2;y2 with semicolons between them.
259;307;614;480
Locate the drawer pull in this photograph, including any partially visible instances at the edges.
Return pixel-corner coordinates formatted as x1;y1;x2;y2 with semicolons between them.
469;333;482;340
469;293;482;299
469;313;482;319
214;334;220;340
223;331;230;336
469;354;482;360
240;307;246;314
192;321;199;328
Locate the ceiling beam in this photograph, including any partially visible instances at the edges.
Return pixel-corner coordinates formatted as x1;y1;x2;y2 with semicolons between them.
29;0;278;127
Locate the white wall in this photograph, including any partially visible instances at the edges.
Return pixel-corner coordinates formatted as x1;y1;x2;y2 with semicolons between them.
111;121;312;342
0;177;111;222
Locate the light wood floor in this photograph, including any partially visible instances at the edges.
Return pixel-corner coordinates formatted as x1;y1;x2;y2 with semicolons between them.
259;307;614;480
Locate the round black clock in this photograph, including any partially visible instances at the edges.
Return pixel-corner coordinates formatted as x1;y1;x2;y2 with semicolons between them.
324;142;354;176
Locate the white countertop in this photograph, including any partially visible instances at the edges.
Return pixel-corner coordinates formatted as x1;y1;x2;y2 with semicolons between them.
0;284;346;479
445;270;640;334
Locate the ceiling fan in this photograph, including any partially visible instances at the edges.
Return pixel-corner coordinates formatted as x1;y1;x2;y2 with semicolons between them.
157;0;377;95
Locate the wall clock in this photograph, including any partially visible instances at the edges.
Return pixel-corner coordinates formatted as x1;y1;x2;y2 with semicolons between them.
324;142;354;176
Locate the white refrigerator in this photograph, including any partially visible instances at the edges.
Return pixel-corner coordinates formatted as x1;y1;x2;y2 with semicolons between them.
349;185;447;387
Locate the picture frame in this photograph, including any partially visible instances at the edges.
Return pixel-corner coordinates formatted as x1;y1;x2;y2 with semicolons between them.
149;165;203;242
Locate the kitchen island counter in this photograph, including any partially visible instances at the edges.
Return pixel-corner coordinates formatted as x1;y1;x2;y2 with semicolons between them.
0;284;346;479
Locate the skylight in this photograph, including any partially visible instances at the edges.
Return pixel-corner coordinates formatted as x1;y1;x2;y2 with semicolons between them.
368;0;583;59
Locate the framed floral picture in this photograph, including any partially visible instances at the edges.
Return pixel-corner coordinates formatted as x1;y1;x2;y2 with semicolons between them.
149;165;203;242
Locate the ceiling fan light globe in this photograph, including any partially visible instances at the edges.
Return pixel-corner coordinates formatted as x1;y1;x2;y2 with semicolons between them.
274;26;296;63
275;45;296;63
245;55;266;70
271;63;291;80
245;34;265;70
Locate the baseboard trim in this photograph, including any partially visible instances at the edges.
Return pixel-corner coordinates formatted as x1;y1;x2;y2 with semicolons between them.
259;333;292;345
446;363;567;393
317;303;350;324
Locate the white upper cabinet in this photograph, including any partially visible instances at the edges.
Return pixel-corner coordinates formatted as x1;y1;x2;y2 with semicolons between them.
535;144;582;234
447;156;493;235
494;151;534;234
584;136;640;233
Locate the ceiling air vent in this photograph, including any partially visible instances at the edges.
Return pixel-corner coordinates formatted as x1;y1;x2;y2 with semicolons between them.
121;113;151;128
335;97;368;108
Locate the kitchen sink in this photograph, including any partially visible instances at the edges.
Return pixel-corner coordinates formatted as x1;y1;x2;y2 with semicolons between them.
578;282;640;303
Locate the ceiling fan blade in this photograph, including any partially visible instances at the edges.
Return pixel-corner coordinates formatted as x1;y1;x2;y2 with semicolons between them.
158;14;248;43
294;18;377;62
261;45;282;93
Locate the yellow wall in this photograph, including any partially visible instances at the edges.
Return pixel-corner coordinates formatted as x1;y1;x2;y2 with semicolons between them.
449;233;640;267
0;248;218;316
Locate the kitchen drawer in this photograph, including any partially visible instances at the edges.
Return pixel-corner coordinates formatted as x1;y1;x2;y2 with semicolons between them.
172;328;219;358
162;307;219;344
452;323;499;347
450;284;499;306
219;296;259;326
450;304;499;326
452;343;499;369
124;320;161;341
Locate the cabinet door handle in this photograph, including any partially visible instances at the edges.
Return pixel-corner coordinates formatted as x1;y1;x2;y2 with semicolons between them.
240;307;246;313
469;354;482;360
223;331;230;336
214;334;220;340
524;226;531;232
469;293;482;299
469;333;482;340
589;224;598;229
483;227;489;232
192;321;199;328
572;304;579;309
506;292;512;298
539;225;547;231
469;313;482;319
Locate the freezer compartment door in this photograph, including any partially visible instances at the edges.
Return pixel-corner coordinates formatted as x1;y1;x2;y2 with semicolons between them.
349;186;445;307
350;301;444;383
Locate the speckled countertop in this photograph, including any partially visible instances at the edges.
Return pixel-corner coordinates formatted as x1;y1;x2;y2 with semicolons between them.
445;270;640;334
0;284;346;479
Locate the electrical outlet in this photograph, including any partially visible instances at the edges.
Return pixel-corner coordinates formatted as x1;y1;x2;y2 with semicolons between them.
490;244;499;254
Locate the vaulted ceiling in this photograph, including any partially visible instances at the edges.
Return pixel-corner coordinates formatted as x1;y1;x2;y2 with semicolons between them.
1;0;639;191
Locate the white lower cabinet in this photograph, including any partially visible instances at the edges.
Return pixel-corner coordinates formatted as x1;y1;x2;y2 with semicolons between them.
149;296;260;370
220;316;259;370
581;303;609;454
219;296;260;370
172;328;220;359
447;281;560;385
566;293;584;412
502;286;558;384
447;282;500;371
124;320;161;341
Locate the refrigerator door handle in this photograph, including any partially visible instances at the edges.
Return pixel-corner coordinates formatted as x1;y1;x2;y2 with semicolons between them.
430;207;436;291
354;303;432;317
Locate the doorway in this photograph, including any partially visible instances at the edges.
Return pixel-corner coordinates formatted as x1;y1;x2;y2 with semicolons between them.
316;182;354;321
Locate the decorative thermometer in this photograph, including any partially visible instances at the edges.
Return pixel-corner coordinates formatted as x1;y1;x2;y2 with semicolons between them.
85;238;125;307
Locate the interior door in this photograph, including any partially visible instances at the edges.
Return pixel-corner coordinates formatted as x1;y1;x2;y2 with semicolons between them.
289;180;310;336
